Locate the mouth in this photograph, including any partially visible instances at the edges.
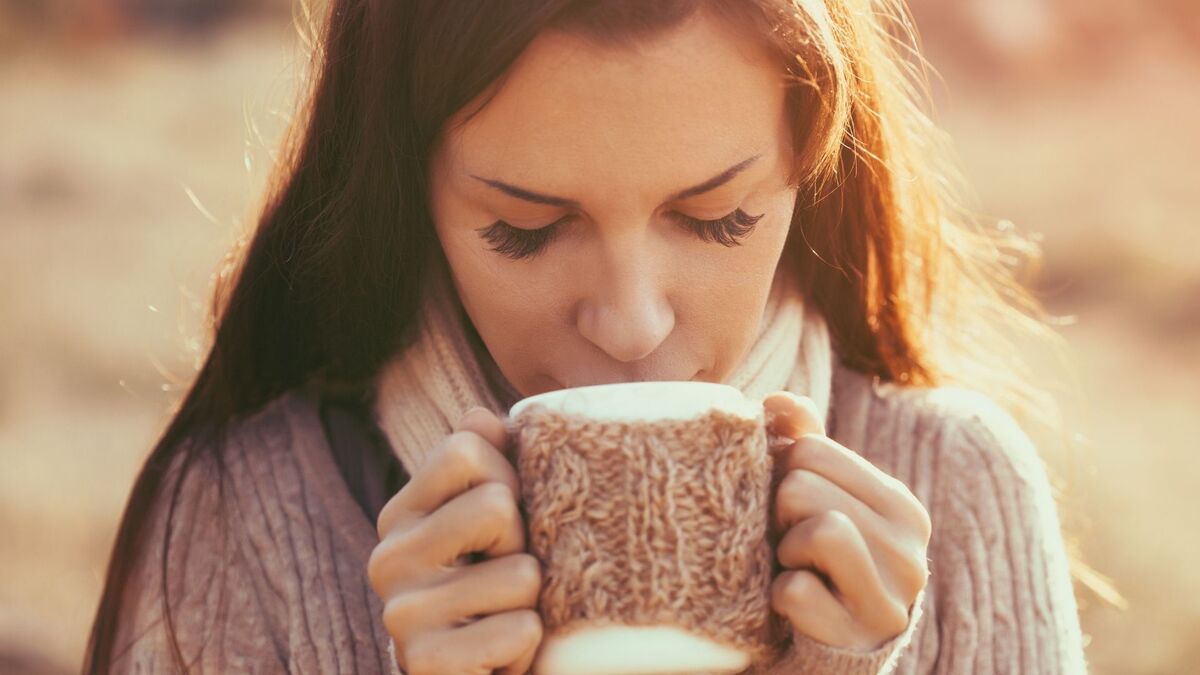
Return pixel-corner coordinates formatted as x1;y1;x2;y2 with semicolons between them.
557;371;702;389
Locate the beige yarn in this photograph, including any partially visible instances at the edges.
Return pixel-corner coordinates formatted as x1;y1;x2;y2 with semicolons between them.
507;405;786;667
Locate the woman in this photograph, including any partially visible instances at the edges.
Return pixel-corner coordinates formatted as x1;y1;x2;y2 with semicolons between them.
84;0;1089;673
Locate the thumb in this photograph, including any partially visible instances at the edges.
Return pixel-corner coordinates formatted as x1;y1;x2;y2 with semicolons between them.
452;406;512;456
762;391;825;445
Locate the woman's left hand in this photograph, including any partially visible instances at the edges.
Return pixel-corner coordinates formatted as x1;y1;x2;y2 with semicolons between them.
762;391;932;652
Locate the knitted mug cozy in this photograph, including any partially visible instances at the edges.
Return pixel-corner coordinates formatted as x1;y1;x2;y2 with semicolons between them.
508;402;787;670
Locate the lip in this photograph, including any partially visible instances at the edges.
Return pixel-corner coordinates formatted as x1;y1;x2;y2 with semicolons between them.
557;371;701;390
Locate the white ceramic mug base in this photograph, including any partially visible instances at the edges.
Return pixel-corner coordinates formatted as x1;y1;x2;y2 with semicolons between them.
532;625;752;675
512;381;765;675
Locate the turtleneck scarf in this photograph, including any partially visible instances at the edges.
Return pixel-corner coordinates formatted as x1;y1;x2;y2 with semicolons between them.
373;255;833;476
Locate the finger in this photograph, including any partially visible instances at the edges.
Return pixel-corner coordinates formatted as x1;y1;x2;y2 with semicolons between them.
372;478;528;598
773;466;885;537
455;406;513;458
406;609;543;675
770;466;929;607
770;568;858;649
494;610;542;675
382;553;542;645
777;511;898;635
774;434;926;528
762;391;825;441
417;481;526;564
377;427;521;538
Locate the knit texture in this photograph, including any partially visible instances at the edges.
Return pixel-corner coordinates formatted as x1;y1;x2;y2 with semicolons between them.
101;254;1090;673
510;405;781;667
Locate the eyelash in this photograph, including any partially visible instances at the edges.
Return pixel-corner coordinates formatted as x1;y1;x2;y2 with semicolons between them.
476;209;764;261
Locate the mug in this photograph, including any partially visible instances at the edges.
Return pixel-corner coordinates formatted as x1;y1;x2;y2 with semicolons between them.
507;381;785;675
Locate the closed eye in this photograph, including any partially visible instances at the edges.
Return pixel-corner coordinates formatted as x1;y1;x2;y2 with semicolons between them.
476;209;763;261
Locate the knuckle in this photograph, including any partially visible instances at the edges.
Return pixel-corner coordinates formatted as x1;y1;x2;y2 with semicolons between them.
366;544;388;594
382;593;423;644
402;637;440;675
444;431;485;477
479;481;520;525
876;534;926;597
824;509;855;529
511;553;543;595
881;597;911;635
367;536;407;595
898;552;930;598
812;510;855;547
780;469;820;500
774;570;818;610
376;503;397;540
515;608;544;646
377;489;418;540
887;479;928;529
913;505;933;545
881;473;909;496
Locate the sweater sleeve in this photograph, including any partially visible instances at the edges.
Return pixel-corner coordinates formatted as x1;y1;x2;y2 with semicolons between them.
748;564;926;675
926;404;1089;673
106;450;289;673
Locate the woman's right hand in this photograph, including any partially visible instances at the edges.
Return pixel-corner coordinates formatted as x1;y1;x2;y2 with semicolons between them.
367;406;544;675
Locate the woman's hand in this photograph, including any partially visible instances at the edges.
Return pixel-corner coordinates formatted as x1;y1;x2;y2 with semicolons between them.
367;407;544;675
762;391;931;652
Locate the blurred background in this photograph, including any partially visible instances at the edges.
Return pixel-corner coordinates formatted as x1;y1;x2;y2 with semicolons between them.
0;0;1196;673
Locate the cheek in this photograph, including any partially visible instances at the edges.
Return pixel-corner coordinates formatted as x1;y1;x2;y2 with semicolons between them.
676;270;767;342
457;276;568;395
449;256;565;360
689;202;792;302
680;204;793;370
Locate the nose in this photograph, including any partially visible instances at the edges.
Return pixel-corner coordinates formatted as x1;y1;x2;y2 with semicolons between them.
576;253;675;363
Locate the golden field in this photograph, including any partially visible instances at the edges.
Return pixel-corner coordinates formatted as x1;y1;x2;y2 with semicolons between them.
1;6;1197;673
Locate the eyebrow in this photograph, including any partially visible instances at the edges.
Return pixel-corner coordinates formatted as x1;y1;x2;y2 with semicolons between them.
469;153;763;209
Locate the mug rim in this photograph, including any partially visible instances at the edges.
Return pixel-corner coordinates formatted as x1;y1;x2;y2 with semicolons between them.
508;380;755;421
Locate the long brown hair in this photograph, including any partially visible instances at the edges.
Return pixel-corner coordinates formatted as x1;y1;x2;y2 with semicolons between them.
84;0;1098;671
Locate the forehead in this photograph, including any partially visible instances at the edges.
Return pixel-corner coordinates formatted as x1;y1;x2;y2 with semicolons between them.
438;11;790;193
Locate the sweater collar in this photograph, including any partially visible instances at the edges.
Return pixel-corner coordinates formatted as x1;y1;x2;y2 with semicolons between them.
373;256;833;476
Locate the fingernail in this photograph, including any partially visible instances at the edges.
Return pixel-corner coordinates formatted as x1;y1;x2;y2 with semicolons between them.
767;433;796;452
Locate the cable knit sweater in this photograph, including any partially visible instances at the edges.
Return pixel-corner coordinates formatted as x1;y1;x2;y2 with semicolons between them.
107;260;1089;673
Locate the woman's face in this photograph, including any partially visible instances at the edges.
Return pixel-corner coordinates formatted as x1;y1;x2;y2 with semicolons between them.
429;10;798;398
